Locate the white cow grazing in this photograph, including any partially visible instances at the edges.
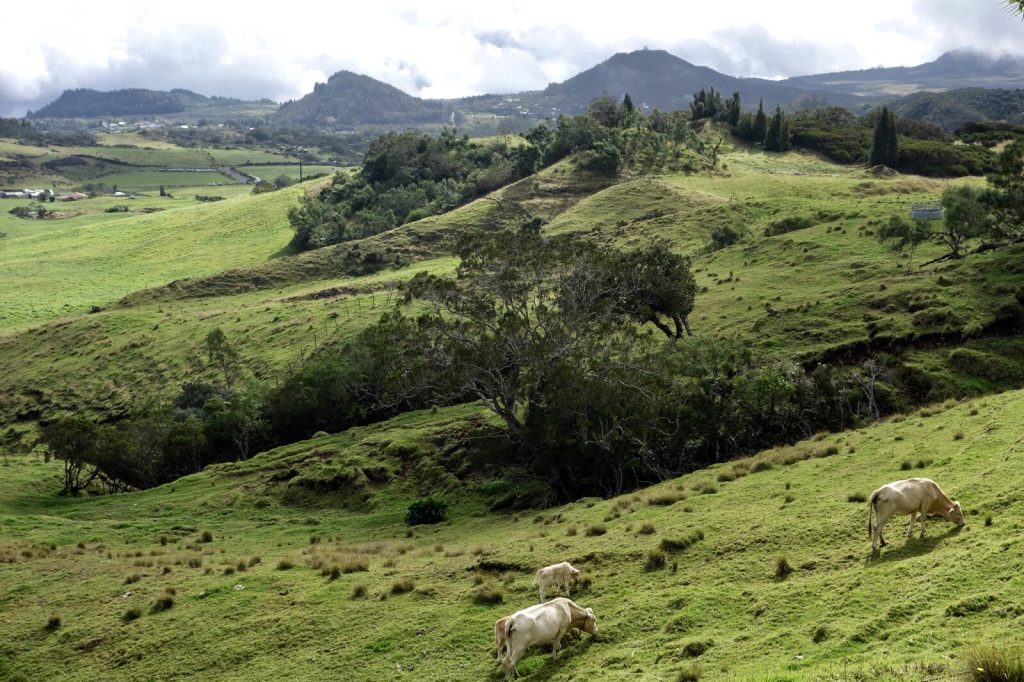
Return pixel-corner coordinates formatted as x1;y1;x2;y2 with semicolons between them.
502;597;597;679
533;561;581;601
868;477;965;551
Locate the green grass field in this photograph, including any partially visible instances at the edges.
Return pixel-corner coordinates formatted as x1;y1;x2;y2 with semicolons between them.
1;390;1022;680
0;182;310;330
239;165;339;182
2;137;1024;680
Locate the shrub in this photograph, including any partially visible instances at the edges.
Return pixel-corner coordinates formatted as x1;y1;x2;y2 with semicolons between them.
199;530;214;543
405;498;448;526
900;460;913;471
812;625;829;643
954;431;964;441
472;582;505;605
566;526;578;537
648;492;683;506
783;495;795;504
122;607;142;623
764;216;813;237
660;530;705;553
966;644;1024;682
391;578;415;595
676;662;703;681
775;556;793;580
43;616;61;632
248;556;261;568
327;566;341;581
584;524;607;537
644;550;667;571
681;639;714;658
150;591;174;614
104;205;130;213
751;461;773;473
986;514;994;527
223;566;235;575
124;573;141;585
276;559;294;571
351;584;367;599
847;492;867;503
310;535;321;544
159;535;168;546
637;523;656;535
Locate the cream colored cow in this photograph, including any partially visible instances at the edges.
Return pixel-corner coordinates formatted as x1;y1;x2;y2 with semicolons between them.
868;477;965;551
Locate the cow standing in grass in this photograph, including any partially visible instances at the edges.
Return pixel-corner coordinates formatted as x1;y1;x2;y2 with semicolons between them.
533;561;580;601
868;478;965;551
502;597;597;679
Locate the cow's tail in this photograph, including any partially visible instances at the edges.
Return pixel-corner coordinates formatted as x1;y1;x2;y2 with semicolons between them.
868;491;879;539
532;570;539;586
503;618;516;670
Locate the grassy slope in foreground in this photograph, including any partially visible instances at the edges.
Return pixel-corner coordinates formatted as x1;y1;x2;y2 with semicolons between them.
2;391;1023;680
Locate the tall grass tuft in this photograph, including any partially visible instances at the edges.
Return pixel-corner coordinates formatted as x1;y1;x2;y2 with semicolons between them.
966;644;1024;682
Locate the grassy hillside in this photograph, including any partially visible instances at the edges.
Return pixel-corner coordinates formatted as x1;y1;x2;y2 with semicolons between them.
2;147;1022;430
2;389;1023;680
0;182;310;331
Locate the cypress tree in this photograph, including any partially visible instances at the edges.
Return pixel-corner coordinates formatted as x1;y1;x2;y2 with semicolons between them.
886;109;899;167
726;91;741;126
764;106;791;152
753;99;768;144
870;107;892;167
622;93;635;115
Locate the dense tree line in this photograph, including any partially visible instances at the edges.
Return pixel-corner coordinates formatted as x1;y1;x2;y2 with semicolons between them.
42;227;953;500
0;117;95;147
288;97;710;251
787;106;994;176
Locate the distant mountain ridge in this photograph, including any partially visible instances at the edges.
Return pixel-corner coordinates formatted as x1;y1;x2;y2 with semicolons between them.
273;71;448;128
782;48;1024;96
29;88;275;119
26;49;1024;132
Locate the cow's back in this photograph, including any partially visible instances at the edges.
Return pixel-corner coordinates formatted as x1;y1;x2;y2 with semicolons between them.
875;478;938;513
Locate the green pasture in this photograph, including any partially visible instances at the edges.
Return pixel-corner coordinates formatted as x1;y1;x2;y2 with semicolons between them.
0;183;313;331
240;165;339;182
1;390;1022;680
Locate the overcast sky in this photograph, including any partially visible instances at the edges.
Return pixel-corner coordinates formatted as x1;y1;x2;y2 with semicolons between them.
2;0;1022;116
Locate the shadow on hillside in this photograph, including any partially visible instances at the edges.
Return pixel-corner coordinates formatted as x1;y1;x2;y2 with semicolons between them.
492;637;596;681
269;242;300;259
864;526;964;566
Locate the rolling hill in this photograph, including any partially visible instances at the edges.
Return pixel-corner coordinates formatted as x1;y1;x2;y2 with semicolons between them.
2;119;1024;680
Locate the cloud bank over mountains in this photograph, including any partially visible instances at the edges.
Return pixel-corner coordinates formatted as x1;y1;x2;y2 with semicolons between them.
1;0;1022;116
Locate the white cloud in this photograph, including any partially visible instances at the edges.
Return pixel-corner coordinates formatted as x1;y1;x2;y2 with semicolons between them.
0;0;1021;115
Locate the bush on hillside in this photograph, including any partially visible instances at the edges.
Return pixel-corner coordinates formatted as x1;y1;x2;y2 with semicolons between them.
405;498;448;526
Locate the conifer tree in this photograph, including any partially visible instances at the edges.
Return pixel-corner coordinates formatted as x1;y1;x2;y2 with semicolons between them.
886;109;899;166
726;91;741;126
869;106;898;167
753;99;767;144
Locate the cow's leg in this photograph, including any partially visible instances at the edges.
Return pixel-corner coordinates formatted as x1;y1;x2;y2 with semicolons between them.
552;623;569;658
906;512;916;538
538;581;546;602
919;507;927;538
874;508;890;549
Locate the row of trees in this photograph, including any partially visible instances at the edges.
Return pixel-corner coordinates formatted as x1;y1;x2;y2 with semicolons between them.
690;91;791;152
41;226;946;500
288;98;713;251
